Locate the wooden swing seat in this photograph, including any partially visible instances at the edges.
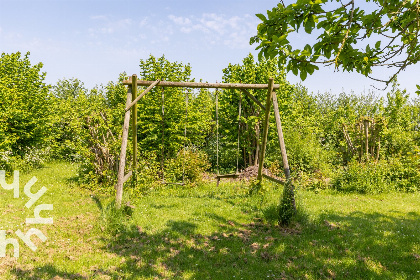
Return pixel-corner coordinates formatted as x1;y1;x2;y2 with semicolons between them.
216;173;240;187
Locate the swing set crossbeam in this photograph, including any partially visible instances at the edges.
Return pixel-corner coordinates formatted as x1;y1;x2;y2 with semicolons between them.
122;79;281;90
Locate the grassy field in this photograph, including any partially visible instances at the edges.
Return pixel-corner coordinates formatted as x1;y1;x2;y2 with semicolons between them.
1;162;419;279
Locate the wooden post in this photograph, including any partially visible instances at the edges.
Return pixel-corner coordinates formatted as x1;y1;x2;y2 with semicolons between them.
132;74;138;183
257;78;274;181
116;88;132;208
342;124;356;156
272;92;290;180
273;91;296;217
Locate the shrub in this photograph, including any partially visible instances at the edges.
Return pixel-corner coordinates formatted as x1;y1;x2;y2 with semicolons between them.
132;152;161;193
332;155;420;193
0;52;53;171
387;150;420;192
282;128;334;177
332;160;391;193
165;148;211;184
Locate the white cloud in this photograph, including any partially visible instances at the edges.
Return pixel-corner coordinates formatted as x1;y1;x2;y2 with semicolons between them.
88;17;133;37
90;15;108;21
168;13;259;49
168;15;191;26
139;17;148;28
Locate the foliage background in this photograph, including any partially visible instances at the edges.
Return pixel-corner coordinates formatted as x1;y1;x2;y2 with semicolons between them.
1;51;419;194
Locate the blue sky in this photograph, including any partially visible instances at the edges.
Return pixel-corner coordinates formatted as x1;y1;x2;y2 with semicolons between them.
1;0;419;98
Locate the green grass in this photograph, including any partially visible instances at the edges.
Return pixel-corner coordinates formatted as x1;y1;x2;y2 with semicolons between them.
1;162;419;279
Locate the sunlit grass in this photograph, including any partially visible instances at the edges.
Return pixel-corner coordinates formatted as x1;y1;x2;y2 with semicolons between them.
1;162;419;279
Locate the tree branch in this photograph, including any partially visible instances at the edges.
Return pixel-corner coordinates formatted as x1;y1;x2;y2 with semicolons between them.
334;0;355;68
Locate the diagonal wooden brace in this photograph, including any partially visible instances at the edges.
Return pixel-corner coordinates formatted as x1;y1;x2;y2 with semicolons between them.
125;79;160;111
116;88;132;208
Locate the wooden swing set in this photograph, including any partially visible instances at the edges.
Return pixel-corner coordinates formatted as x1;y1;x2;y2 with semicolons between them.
115;75;291;208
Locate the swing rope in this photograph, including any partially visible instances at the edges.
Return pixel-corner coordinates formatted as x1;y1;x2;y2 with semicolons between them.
236;92;242;174
216;87;219;176
216;88;241;181
182;88;188;184
161;82;165;183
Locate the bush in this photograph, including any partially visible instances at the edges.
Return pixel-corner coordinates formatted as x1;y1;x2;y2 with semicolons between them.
332;155;420;193
132;152;161;192
282;129;334;177
332;160;391;193
51;77;127;189
387;150;420;192
165;148;211;184
0;52;53;171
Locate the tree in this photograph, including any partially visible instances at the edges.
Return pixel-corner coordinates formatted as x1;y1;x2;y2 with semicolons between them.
220;54;288;170
51;78;89;160
250;0;420;93
137;55;213;156
0;52;52;170
251;0;420;224
51;77;126;186
136;55;214;182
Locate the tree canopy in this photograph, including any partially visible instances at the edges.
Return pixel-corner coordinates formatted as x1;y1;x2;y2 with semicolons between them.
0;52;52;170
250;0;420;93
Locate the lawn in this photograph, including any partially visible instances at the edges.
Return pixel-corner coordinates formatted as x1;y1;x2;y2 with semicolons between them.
1;162;419;279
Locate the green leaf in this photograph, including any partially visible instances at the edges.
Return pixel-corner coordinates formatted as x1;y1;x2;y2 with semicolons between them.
300;69;308;80
301;49;311;56
304;19;314;33
292;65;298;76
255;13;267;22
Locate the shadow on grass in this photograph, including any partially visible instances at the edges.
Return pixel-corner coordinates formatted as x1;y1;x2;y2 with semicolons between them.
12;264;87;280
96;209;419;279
9;204;420;279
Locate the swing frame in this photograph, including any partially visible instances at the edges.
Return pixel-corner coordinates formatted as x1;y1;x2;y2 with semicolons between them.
115;75;290;208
